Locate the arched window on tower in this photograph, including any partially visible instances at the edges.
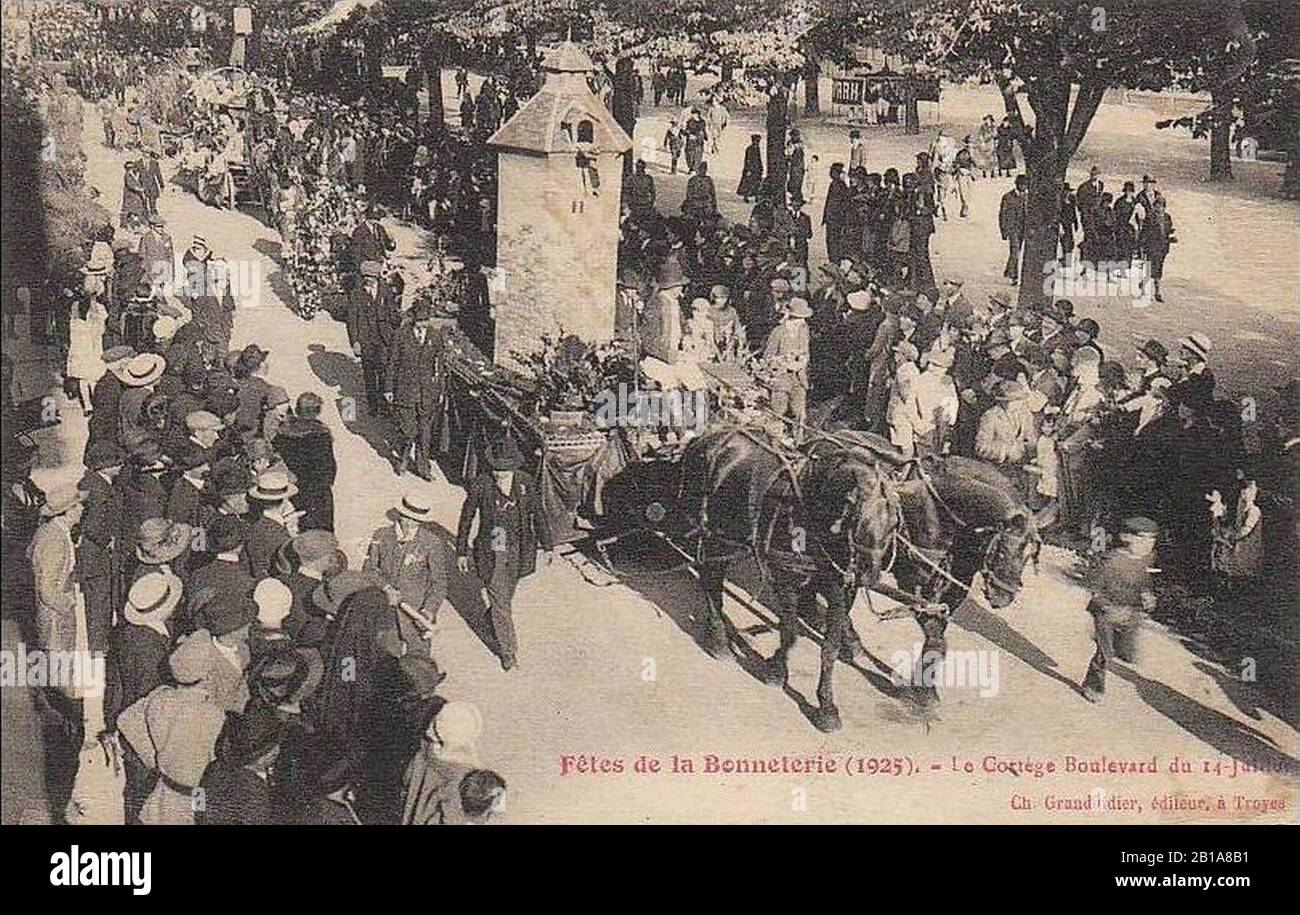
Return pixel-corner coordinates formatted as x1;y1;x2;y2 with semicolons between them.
577;119;594;144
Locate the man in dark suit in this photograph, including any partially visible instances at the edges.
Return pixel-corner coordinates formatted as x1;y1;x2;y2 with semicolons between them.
185;515;254;633
273;392;337;531
346;261;399;413
243;471;300;578
384;306;443;479
455;437;551;671
1075;165;1103;237
822;162;850;264
349;204;395;270
999;174;1029;284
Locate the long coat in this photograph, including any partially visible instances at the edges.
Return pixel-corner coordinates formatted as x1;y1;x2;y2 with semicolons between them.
737;143;764;197
345;282;398;359
455;470;549;587
273;416;337;532
28;517;79;655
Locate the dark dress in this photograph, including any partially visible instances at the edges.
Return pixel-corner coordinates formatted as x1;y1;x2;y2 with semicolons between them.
737;143;764;198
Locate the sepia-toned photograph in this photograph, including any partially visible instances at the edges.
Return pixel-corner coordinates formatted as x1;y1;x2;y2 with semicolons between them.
1;0;1296;845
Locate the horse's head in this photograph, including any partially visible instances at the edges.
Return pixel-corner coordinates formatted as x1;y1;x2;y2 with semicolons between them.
818;454;899;589
974;510;1041;608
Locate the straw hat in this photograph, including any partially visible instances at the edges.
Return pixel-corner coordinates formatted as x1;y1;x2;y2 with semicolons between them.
116;353;166;387
248;469;299;502
395;491;437;523
125;572;183;624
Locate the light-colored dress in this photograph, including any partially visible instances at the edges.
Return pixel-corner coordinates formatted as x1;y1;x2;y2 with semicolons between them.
67;299;107;382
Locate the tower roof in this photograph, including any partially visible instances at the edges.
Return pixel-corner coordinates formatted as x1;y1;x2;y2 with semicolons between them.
542;41;595;74
487;44;632;157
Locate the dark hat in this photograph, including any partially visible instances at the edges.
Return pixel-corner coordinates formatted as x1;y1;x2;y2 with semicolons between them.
235;344;269;374
1074;317;1100;340
197;593;257;637
1136;338;1169;364
213;461;252;497
248;646;323;708
206;390;241;419
312;570;383;616
220;706;284;766
206;514;246;553
654;259;687;290
485;436;524;471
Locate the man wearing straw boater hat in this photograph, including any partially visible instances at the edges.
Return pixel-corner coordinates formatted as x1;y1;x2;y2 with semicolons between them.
108;570;185;823
456;436;552;671
1170;331;1215;413
85;344;134;456
244;469;302;578
364;491;451;630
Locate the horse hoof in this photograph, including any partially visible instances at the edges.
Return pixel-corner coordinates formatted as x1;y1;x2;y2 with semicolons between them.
913;687;940;708
812;705;842;732
761;659;788;687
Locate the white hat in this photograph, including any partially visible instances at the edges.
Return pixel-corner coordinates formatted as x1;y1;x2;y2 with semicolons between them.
254;578;293;629
428;700;484;749
395;491;437;522
116;352;167;387
126;571;182;622
1178;332;1211;362
152;315;179;340
846;290;872;312
248;469;299;502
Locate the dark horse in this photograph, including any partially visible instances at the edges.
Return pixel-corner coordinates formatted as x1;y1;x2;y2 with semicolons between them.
887;452;1043;700
676;425;899;732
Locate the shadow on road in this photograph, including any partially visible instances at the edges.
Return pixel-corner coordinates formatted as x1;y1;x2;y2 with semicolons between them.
306;343;396;468
1114;665;1300;776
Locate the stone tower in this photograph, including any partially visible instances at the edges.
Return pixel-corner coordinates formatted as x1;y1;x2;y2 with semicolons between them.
487;42;632;369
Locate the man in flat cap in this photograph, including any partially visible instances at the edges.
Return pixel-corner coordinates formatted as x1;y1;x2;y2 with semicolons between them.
1079;516;1159;702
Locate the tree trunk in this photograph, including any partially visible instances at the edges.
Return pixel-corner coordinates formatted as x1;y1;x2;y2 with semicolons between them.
612;56;638;177
765;85;790;200
1209;84;1233;181
803;55;820;115
421;43;445;130
1018;154;1066;306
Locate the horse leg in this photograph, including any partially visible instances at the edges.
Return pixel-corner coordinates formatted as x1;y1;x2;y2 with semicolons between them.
914;612;948;705
697;561;731;659
812;580;846;732
761;575;801;686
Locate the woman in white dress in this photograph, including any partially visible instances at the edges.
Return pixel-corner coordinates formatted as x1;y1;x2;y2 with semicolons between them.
66;283;108;415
